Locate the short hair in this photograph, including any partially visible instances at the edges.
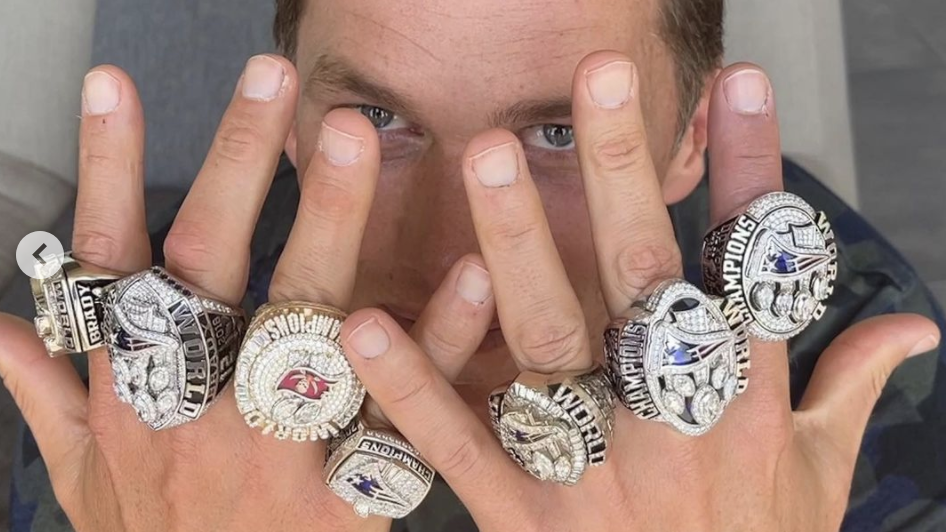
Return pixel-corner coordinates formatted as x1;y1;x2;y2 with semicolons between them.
273;0;724;139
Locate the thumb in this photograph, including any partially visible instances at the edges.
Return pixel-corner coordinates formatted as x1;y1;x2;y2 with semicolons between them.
0;314;90;486
796;313;940;456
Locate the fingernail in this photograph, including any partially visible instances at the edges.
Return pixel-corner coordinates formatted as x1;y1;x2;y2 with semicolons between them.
82;71;121;116
456;262;492;305
908;335;940;358
471;141;519;187
723;69;770;115
242;55;286;102
347;318;391;359
585;60;634;109
319;122;365;166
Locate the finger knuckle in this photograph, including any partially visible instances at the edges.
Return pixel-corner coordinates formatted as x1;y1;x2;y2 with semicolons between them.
163;225;220;278
514;317;587;372
385;368;435;410
299;173;360;226
484;216;543;254
434;434;485;480
72;227;124;269
79;144;116;170
590;126;649;177
613;243;681;299
732;152;781;180
420;325;468;359
213;124;265;165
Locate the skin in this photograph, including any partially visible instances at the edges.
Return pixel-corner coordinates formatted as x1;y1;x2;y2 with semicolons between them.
289;0;701;406
0;0;939;531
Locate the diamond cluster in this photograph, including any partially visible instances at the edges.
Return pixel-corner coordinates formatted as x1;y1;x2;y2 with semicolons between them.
606;279;750;437
105;270;187;429
490;367;614;485
740;192;838;340
235;302;365;441
103;268;243;430
324;427;434;519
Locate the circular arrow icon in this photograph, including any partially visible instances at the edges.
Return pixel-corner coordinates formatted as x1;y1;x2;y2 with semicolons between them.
16;231;65;279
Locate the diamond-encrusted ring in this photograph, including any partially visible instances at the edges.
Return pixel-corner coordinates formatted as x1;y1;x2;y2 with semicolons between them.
324;420;435;519
488;366;615;485
235;301;365;441
702;191;838;341
604;279;750;436
30;253;120;357
101;267;246;430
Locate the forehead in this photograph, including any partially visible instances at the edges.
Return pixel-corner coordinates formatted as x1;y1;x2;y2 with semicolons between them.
298;0;669;116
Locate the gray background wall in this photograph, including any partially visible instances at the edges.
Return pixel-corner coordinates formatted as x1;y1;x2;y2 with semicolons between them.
845;0;946;305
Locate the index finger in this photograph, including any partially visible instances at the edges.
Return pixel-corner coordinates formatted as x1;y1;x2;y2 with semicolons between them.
73;66;152;417
341;309;534;526
74;65;150;275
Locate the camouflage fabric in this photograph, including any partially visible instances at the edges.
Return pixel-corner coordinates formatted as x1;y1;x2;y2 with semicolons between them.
10;158;946;531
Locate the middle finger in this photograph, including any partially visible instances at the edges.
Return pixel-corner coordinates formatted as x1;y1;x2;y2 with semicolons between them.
572;50;682;318
268;107;380;307
164;54;296;304
462;129;592;373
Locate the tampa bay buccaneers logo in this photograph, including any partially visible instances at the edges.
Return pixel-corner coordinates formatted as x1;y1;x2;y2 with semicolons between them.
276;367;337;401
270;348;349;425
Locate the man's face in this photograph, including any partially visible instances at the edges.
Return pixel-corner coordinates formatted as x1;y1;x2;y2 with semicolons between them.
290;0;704;402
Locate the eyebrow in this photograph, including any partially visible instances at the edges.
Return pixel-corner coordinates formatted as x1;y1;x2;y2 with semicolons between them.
488;98;573;127
305;54;423;117
305;54;573;127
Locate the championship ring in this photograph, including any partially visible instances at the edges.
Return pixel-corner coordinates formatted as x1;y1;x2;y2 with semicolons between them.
489;366;614;485
30;253;119;356
702;191;838;341
235;301;365;441
324;420;435;519
102;267;246;430
604;279;750;436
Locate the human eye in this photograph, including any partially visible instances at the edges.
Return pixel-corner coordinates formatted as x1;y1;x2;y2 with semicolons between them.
521;124;575;151
355;104;411;131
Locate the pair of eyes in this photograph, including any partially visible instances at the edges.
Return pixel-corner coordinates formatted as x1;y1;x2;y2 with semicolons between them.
356;105;575;151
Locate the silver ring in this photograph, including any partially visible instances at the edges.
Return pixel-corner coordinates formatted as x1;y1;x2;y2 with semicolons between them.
102;267;246;430
605;279;750;436
30;253;120;357
489;366;614;485
324;421;435;519
702;191;838;341
235;301;365;441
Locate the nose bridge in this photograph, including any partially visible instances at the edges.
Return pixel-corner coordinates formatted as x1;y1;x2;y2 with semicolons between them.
405;142;478;276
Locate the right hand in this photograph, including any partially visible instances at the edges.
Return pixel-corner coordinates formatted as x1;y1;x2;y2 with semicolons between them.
0;55;495;532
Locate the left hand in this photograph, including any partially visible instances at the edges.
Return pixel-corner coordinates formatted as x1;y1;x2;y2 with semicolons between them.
334;52;940;531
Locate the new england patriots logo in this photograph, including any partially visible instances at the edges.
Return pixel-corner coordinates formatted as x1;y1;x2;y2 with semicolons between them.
346;467;409;509
663;334;729;367
659;307;732;367
756;224;830;280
